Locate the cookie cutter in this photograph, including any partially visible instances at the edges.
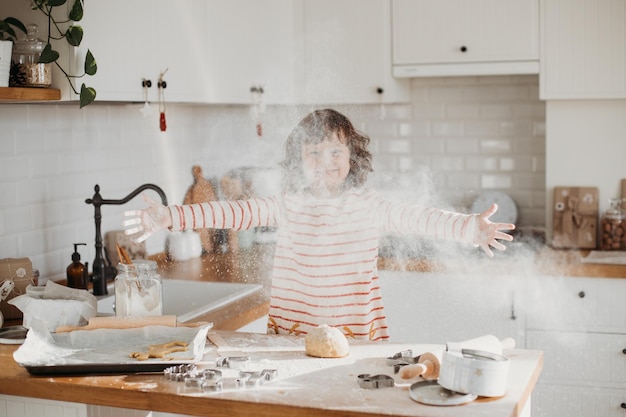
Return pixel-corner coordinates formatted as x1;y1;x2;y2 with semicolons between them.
386;349;421;373
357;373;395;389
164;363;277;392
215;356;251;369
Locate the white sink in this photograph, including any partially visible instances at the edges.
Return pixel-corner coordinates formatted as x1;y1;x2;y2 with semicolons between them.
97;279;263;323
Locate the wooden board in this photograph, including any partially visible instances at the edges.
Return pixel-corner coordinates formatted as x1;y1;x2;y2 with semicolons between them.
622;179;626;210
552;186;599;249
0;86;61;101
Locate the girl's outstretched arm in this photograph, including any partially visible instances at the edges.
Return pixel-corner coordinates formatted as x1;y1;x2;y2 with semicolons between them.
123;194;281;243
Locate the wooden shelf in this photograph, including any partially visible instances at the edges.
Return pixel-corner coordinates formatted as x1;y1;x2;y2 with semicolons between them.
0;86;61;101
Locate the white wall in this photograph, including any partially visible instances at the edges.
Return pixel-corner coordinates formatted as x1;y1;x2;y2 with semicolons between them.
545;100;626;238
0;75;546;281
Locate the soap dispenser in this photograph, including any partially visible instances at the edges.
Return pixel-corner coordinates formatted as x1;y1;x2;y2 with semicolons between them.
67;243;88;289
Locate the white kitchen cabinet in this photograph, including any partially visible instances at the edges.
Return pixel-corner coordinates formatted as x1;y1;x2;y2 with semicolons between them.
4;0;210;103
379;271;526;345
391;0;539;77
540;0;626;99
526;276;626;417
205;0;409;105
78;0;210;103
203;0;301;104
300;0;409;104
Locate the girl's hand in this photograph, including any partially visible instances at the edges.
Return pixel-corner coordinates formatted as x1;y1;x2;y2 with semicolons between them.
474;203;515;257
123;194;173;243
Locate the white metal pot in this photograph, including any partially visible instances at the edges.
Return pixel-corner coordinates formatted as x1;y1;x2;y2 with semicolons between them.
0;40;13;87
438;348;510;397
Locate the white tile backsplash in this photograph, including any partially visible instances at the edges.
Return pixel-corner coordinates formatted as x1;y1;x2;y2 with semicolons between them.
0;75;546;281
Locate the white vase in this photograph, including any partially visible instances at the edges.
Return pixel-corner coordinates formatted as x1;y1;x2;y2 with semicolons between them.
0;40;13;87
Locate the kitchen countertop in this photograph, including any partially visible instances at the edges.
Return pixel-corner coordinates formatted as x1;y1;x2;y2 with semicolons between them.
0;330;543;417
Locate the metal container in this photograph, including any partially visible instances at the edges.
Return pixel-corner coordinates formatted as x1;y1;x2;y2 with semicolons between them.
438;348;510;397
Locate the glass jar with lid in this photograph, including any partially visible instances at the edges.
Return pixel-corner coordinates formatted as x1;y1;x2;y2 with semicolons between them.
114;260;163;317
11;24;51;88
599;198;626;250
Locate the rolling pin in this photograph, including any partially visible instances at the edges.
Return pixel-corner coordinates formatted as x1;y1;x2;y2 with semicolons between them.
398;335;516;380
55;315;206;333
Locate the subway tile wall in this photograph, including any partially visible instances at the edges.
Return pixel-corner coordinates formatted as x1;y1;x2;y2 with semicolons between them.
0;75;545;281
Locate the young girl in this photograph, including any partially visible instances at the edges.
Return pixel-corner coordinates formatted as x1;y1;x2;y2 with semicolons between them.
124;109;515;341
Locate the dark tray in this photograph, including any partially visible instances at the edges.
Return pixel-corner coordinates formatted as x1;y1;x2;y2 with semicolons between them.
25;361;189;375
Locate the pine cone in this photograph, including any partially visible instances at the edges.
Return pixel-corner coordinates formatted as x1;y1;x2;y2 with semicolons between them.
9;62;27;87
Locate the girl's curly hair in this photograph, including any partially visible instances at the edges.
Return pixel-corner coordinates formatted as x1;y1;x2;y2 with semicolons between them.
280;109;373;193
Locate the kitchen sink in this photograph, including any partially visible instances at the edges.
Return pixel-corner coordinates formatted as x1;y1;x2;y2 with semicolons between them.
97;279;263;323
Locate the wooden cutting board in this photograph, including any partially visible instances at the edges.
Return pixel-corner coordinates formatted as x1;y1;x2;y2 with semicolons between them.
621;179;626;209
552;186;599;249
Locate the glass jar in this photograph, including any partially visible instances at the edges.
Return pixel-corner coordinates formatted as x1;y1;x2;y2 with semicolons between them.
599;198;626;250
114;260;163;317
11;24;51;88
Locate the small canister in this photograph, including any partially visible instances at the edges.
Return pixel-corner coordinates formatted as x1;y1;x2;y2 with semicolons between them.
599;198;626;250
114;260;163;317
10;24;51;88
438;348;510;397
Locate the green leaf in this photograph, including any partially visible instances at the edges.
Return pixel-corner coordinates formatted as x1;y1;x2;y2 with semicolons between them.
38;44;60;64
79;83;96;108
84;49;97;75
69;0;84;21
66;26;83;47
47;0;68;7
4;18;27;36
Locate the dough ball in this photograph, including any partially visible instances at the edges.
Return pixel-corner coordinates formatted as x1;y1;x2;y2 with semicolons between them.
305;324;349;358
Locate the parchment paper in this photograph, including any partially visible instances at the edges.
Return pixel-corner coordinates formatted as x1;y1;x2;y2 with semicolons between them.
13;319;211;367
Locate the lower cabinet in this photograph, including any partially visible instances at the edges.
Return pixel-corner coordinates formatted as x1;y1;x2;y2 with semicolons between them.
525;276;626;417
0;394;153;417
379;271;526;345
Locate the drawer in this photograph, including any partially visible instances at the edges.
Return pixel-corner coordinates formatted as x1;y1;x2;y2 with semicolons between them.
526;276;626;332
532;384;626;417
527;330;626;387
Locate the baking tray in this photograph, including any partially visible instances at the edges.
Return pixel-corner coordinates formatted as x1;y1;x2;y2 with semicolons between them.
15;324;211;376
24;360;189;375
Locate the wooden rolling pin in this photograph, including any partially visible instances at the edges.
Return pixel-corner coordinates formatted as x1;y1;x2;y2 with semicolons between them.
398;336;516;380
56;315;206;333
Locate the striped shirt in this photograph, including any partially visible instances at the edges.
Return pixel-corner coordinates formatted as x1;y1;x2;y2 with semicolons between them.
169;188;476;341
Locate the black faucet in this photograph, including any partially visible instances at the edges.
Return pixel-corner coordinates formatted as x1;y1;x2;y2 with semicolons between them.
85;184;168;296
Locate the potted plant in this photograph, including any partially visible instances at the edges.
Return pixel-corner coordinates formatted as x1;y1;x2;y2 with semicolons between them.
0;17;27;87
30;0;97;107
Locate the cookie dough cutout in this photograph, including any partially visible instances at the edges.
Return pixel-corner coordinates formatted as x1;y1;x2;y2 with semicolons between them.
130;340;189;361
305;324;349;358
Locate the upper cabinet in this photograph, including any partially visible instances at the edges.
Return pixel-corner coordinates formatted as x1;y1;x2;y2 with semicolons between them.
203;0;300;104
540;0;626;99
300;0;409;104
205;0;409;105
78;0;210;103
391;0;540;77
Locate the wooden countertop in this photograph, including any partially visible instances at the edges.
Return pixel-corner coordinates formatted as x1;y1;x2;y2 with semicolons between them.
0;330;543;417
379;246;626;279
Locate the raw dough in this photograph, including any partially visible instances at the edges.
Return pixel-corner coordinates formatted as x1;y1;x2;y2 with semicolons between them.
130;340;189;361
305;324;349;358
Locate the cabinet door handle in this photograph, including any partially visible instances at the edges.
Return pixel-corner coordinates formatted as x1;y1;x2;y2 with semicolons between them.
621;402;626;409
622;349;626;355
460;46;468;53
142;79;152;88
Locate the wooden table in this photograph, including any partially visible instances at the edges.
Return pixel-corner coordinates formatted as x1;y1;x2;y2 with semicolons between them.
0;330;542;417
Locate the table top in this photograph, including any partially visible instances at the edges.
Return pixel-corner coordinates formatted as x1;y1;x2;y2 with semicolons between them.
0;330;542;417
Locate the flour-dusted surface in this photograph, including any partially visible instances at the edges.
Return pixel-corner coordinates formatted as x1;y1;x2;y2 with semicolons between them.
304;324;350;358
196;332;541;417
